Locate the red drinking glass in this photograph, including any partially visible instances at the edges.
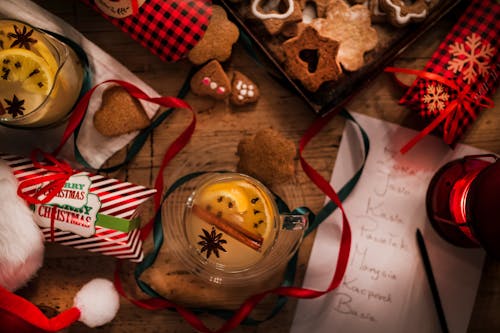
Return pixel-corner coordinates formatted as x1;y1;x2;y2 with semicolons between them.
426;154;500;258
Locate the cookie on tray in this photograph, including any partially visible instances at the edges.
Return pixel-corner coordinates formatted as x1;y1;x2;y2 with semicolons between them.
282;25;342;92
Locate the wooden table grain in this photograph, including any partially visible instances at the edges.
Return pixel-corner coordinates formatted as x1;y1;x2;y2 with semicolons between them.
19;1;500;332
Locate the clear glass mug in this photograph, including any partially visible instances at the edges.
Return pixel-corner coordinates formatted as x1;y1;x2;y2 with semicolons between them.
0;18;85;128
164;172;308;286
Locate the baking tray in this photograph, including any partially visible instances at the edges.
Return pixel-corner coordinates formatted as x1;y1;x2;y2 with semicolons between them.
218;0;463;115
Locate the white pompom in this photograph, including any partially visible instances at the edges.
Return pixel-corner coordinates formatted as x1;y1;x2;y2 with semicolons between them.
73;278;120;327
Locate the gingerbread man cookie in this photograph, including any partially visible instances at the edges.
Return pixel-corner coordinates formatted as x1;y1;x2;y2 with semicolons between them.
188;5;239;65
379;0;429;27
190;60;231;100
310;0;378;72
282;26;341;92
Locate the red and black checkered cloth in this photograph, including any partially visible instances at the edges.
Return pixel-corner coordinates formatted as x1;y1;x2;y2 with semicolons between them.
400;0;499;145
81;0;212;62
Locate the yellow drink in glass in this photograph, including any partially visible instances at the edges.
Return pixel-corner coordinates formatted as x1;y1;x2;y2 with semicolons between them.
0;19;84;128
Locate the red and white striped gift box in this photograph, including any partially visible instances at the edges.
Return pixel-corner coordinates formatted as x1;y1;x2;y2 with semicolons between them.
0;153;156;262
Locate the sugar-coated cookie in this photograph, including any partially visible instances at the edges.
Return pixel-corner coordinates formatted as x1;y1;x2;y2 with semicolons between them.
282;26;341;91
310;0;378;72
230;71;260;106
93;86;151;137
188;5;239;65
237;128;296;186
190;60;231;100
248;0;303;35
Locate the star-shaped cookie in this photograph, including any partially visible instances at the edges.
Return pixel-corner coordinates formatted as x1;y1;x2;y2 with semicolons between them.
282;26;341;92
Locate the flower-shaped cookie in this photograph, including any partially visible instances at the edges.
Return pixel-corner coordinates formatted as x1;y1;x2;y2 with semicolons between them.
282;26;341;92
310;0;378;72
188;5;239;65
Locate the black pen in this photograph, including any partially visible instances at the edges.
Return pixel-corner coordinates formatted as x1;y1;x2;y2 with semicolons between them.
416;228;449;333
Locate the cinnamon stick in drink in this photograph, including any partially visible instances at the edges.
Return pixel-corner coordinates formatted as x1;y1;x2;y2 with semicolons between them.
192;204;263;251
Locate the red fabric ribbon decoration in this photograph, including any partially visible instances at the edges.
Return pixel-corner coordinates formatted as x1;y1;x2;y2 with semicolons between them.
0;285;81;333
114;108;352;333
385;67;495;154
16;150;75;205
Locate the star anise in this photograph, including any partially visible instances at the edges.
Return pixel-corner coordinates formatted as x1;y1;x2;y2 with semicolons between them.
8;25;37;50
197;227;227;259
4;94;26;118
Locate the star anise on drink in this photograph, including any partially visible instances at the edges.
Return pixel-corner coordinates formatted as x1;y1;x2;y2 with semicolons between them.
197;227;227;259
4;94;26;118
8;25;37;50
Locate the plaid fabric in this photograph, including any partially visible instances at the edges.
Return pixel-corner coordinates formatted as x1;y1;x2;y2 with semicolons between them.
400;0;500;145
81;0;212;62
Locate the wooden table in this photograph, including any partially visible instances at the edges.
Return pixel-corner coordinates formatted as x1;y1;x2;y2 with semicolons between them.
19;1;500;332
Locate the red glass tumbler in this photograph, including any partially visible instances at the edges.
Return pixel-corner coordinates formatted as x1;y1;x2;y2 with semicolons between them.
426;154;500;258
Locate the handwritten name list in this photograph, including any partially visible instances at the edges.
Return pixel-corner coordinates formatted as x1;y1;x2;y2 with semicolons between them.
292;113;485;333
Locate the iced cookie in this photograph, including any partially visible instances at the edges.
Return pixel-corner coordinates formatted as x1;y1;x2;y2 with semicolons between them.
230;71;260;106
93;86;151;137
310;0;378;72
190;60;231;100
237;128;296;186
379;0;429;27
249;0;303;35
188;5;239;65
282;26;341;92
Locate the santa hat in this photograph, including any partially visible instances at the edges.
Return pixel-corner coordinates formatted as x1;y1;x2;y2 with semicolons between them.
0;278;120;332
0;161;120;331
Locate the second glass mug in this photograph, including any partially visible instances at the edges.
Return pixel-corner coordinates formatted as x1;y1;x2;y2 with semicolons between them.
0;18;85;128
164;172;309;287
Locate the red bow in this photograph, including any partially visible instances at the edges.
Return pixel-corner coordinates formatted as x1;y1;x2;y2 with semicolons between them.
17;149;75;205
17;150;75;242
385;67;495;154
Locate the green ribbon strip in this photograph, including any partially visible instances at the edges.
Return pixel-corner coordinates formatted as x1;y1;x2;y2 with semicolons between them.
95;214;140;233
74;67;196;172
134;108;370;324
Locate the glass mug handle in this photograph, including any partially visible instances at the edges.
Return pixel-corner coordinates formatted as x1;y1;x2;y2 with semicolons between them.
281;214;308;231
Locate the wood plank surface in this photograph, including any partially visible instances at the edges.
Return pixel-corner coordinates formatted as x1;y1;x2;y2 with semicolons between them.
12;1;500;332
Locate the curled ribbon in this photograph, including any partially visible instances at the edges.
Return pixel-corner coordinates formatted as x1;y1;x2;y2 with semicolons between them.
384;67;495;154
17;149;75;205
17;149;75;242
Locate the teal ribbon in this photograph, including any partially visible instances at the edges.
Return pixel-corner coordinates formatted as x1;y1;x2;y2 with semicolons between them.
69;61;195;172
134;109;369;325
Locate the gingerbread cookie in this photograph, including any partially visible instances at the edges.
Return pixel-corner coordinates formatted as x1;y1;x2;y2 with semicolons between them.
190;60;231;100
237;128;296;186
249;0;303;35
230;71;260;106
282;26;341;92
188;5;239;65
310;0;378;72
299;0;332;18
93;86;151;137
379;0;429;27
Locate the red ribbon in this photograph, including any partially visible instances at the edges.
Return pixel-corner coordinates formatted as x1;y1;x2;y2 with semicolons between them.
0;285;81;332
114;108;352;333
17;150;75;206
385;67;495;154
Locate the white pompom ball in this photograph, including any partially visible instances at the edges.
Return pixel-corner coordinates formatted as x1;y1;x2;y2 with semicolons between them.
73;278;120;327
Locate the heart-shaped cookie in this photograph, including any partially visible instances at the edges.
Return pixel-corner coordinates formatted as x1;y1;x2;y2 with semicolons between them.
93;86;151;137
